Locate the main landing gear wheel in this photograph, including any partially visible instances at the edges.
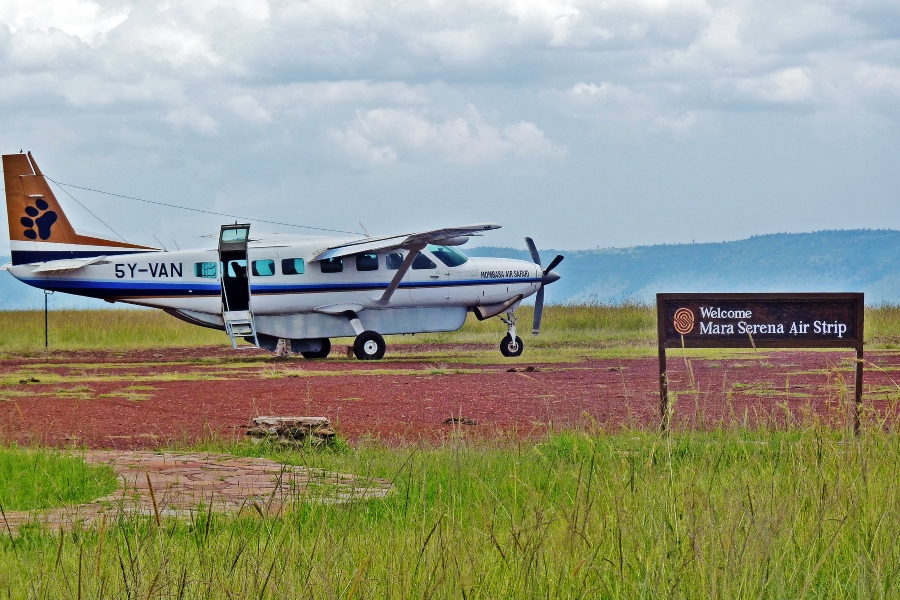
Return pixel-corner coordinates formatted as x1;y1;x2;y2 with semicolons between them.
354;331;386;360
500;334;524;357
300;338;331;360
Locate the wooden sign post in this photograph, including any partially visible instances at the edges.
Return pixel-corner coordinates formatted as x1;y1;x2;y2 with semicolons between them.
657;293;865;433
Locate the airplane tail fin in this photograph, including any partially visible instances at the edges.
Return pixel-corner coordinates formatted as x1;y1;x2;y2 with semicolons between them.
3;151;155;265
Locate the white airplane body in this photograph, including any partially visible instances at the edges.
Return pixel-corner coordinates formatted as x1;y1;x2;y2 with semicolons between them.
3;152;562;359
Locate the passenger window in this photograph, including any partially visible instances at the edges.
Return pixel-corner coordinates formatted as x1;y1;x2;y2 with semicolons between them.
194;262;217;278
282;258;304;275
386;253;404;270
356;253;378;271
227;260;248;279
320;257;343;273
252;259;275;276
412;253;437;270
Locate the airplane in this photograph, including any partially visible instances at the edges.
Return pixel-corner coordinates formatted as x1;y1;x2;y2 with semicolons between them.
2;151;563;360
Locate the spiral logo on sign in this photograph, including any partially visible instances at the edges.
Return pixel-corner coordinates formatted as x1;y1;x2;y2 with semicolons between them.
673;308;695;334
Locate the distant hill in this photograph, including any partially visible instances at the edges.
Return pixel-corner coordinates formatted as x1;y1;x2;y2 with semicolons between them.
3;229;900;310
468;229;900;306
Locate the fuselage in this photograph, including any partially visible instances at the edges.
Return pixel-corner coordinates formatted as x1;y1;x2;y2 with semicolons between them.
8;236;541;334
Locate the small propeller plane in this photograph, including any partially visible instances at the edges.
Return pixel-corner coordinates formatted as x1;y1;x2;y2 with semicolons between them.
2;151;563;359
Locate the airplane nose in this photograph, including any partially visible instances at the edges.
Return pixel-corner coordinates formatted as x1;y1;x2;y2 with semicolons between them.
542;270;560;285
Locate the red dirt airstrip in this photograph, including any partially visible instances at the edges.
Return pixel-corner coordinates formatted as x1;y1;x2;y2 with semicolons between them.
2;345;900;448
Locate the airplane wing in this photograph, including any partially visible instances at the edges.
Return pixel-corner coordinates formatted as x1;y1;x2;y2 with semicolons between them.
311;224;501;261
30;256;108;273
307;223;502;307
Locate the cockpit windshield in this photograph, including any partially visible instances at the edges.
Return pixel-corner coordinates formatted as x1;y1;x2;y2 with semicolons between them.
427;244;469;267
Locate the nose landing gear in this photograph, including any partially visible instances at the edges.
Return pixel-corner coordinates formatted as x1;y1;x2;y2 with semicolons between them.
499;311;524;357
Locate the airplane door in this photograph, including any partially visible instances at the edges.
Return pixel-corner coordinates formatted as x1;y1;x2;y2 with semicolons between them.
407;251;448;304
218;224;257;347
428;245;478;306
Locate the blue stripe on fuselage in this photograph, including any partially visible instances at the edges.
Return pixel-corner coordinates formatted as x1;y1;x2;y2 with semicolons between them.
250;278;541;294
15;276;541;299
17;277;220;299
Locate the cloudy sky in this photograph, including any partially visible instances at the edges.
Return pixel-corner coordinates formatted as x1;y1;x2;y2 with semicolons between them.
1;0;898;252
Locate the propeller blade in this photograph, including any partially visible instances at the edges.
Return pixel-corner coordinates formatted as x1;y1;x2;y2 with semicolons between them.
524;237;541;266
532;286;545;335
543;254;564;275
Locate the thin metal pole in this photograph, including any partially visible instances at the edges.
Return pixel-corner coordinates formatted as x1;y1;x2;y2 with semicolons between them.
44;290;53;356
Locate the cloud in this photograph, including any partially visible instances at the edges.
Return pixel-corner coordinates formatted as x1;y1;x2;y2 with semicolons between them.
549;81;701;134
852;63;900;99
266;81;431;114
330;106;566;165
0;0;897;253
229;94;272;123
1;0;897;127
726;68;816;104
164;106;219;136
0;0;129;46
330;127;398;164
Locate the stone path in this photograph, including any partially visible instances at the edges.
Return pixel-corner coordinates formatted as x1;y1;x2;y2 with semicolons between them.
0;451;392;533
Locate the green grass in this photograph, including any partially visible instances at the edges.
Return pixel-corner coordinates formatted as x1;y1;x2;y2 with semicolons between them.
0;309;224;352
0;446;117;511
3;304;900;595
2;428;900;597
5;303;900;354
0;303;656;353
409;301;656;347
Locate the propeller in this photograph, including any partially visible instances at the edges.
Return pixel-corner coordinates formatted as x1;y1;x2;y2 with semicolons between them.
524;237;564;335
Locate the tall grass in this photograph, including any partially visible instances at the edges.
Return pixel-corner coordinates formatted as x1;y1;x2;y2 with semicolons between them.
3;304;900;352
864;304;900;348
0;309;224;352
2;428;900;597
0;303;657;352
417;301;656;347
0;446;117;511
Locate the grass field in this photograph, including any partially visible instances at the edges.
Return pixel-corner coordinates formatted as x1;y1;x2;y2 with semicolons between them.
3;305;900;597
0;446;117;511
1;428;899;597
4;303;900;353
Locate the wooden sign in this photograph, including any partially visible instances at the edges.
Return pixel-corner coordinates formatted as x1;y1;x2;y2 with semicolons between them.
656;293;864;432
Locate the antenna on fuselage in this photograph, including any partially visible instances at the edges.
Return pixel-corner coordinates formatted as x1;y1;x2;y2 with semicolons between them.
359;222;372;237
152;235;168;251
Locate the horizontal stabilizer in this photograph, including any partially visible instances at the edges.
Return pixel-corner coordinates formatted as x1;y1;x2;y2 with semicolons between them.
30;256;108;273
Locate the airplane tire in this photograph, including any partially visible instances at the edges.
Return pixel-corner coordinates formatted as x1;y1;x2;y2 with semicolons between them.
300;338;331;360
500;334;524;357
354;331;386;360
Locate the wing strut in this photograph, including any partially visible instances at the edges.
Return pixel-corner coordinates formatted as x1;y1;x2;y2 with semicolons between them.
375;243;425;306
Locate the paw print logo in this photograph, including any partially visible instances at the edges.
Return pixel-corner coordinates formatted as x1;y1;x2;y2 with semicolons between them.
21;198;58;241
